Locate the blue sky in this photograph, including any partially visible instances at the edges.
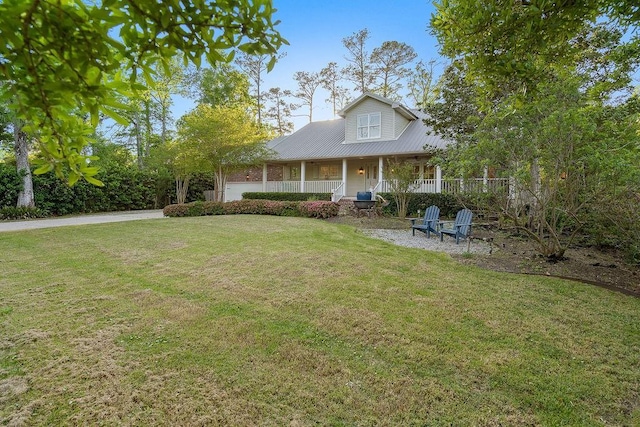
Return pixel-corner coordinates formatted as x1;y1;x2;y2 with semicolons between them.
174;0;444;131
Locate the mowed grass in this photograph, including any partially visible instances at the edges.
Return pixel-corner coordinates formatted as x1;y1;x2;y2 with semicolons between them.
1;215;639;426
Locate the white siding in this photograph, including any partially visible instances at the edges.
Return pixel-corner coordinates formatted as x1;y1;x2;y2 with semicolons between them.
345;98;395;143
394;111;410;138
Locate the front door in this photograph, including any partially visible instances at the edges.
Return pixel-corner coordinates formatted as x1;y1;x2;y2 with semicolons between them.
365;163;378;191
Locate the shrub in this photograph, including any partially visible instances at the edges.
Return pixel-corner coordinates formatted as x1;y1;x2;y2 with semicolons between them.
299;201;340;218
0;206;46;220
163;199;338;219
242;192;332;201
379;192;462;218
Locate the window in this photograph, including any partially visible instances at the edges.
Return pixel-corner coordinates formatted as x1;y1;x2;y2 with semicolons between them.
357;112;381;140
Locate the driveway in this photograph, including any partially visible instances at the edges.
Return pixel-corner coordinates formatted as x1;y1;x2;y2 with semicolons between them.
0;210;165;232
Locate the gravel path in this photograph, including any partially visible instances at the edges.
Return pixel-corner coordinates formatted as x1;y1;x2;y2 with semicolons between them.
361;229;493;255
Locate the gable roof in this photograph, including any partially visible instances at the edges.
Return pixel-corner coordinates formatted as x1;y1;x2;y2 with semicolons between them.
269;110;449;161
338;92;417;120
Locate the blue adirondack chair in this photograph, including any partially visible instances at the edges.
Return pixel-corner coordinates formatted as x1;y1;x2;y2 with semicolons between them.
439;208;473;244
411;205;440;238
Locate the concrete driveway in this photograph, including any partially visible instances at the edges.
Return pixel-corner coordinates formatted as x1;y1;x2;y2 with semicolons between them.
0;210;165;232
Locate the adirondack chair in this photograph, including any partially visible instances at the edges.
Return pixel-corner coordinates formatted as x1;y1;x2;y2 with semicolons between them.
410;205;440;238
439;208;473;244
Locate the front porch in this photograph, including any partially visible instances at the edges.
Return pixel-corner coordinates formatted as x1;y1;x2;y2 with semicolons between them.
263;177;510;201
226;157;509;202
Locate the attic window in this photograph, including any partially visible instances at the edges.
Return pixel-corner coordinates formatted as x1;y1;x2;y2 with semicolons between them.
357;112;381;140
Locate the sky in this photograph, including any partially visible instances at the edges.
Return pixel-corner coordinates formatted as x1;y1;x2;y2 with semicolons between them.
174;0;444;132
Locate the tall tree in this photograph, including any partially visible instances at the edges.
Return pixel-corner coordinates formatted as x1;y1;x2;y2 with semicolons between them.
370;41;417;99
13;121;34;208
236;52;286;126
430;0;640;95
320;62;350;117
263;87;296;135
198;64;253;110
407;60;441;110
427;14;640;259
177;104;272;202
342;28;376;94
293;71;323;123
0;0;285;184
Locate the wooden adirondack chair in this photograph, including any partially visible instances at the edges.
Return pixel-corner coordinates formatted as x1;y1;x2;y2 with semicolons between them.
439;208;473;244
411;205;440;238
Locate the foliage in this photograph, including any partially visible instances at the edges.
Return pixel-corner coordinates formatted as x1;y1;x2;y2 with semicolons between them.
293;71;322;122
342;28;376;94
163;199;339;219
378;192;462;218
197;64;253;110
0;163;22;208
263;87;296;135
370;41;417;100
430;0;639;94
243;192;332;201
428;8;640;260
0;206;46;220
176;104;273;202
0;0;285;184
383;159;418;218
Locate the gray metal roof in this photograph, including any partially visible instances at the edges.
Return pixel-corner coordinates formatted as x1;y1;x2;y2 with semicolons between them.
269;110;451;162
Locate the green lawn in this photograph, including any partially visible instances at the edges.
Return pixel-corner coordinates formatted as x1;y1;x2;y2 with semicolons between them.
1;215;639;425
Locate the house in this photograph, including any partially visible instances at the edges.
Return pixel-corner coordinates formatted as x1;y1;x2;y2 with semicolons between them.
225;92;508;201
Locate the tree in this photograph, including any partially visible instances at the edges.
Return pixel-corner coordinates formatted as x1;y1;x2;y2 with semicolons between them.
385;159;417;219
236;51;286;126
427;18;640;259
0;0;285;184
430;0;639;95
342;28;376;94
197;64;253;110
407;60;441;110
320;62;350;117
370;41;417;99
293;71;323;123
263;87;296;135
177;104;272;202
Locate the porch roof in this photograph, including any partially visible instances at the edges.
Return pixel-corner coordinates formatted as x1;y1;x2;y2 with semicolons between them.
268;110;451;162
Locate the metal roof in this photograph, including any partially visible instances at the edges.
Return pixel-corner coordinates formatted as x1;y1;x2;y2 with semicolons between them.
269;109;451;162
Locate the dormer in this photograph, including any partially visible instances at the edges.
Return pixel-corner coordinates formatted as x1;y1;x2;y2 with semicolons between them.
338;92;417;144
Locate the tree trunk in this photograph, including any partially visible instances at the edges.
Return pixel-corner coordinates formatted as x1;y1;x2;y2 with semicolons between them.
214;170;226;202
175;176;189;204
14;122;35;208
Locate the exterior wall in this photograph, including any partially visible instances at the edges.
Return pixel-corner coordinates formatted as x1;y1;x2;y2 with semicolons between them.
228;164;282;183
344;98;395;143
224;182;263;202
394;111;410;138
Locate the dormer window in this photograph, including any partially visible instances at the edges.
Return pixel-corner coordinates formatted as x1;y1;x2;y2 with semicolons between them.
357;112;381;140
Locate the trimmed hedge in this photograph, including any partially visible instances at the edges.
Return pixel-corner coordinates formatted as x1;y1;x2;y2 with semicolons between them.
163;199;339;219
378;192;463;218
0;163;217;216
0;206;46;220
242;192;332;201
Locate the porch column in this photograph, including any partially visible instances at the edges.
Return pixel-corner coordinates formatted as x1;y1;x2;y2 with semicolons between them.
300;161;306;193
342;158;347;187
436;166;442;193
378;156;384;188
262;163;267;192
483;166;489;193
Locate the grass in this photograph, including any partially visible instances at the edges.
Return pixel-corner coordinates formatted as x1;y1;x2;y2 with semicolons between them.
1;215;639;425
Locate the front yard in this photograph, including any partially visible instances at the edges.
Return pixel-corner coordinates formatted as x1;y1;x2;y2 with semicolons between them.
1;215;639;425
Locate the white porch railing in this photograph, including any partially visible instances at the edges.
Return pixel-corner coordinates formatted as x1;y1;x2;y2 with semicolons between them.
331;182;345;202
266;181;300;193
265;178;510;195
305;180;343;193
442;178;510;194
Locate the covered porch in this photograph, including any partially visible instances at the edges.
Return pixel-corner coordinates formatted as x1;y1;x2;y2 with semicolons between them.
255;157;510;201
